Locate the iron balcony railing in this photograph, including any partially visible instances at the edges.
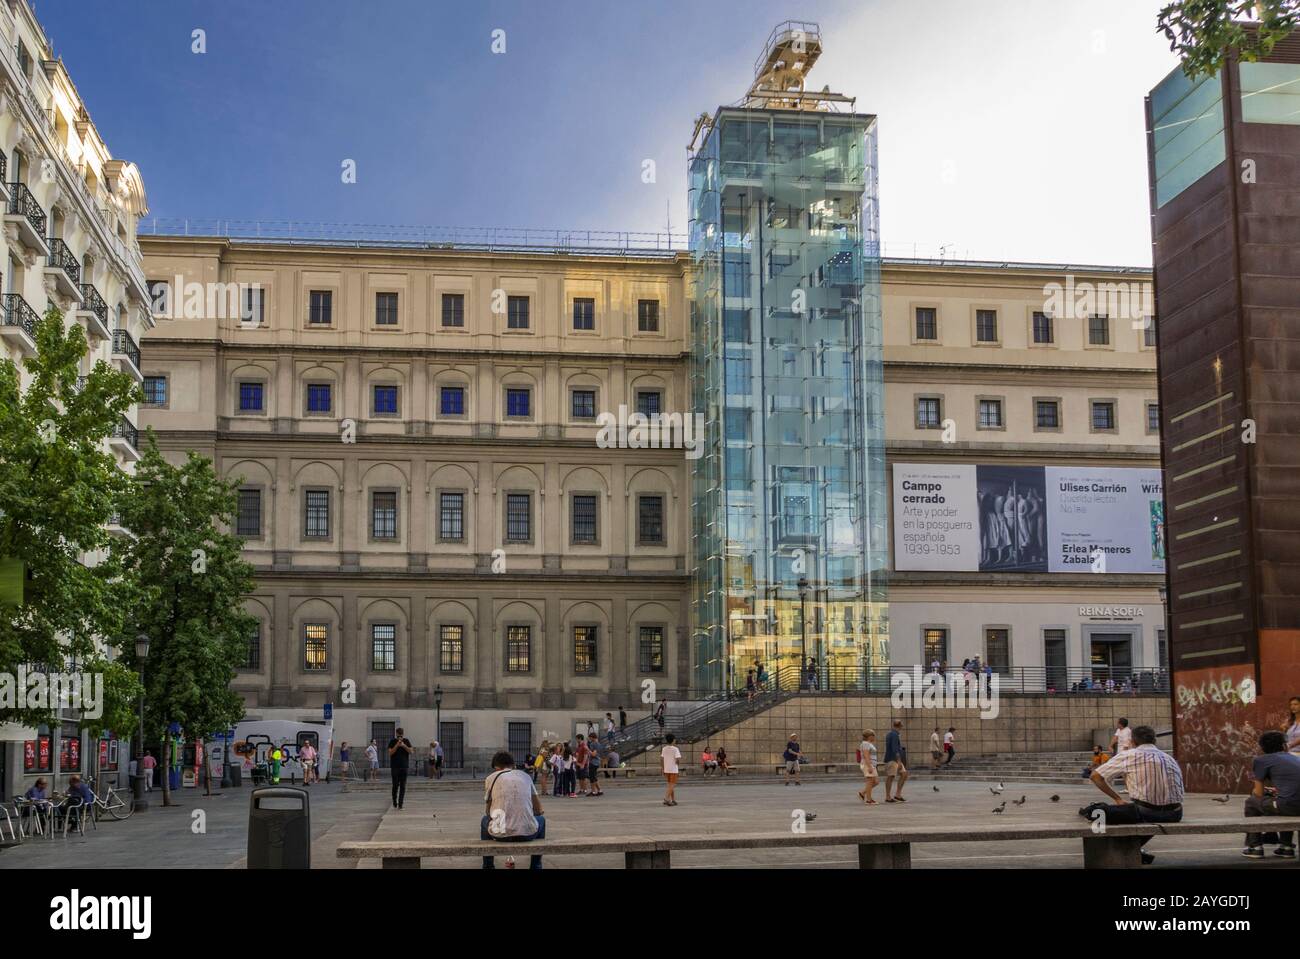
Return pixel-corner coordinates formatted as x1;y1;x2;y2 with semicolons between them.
46;237;80;284
2;292;39;338
7;181;46;237
0;153;7;185
78;283;108;326
112;328;140;370
112;417;138;451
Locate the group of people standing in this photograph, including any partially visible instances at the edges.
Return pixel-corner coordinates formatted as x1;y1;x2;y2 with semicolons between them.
533;731;612;798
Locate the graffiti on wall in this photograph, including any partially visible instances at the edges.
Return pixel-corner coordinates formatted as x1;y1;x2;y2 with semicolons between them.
1174;663;1293;793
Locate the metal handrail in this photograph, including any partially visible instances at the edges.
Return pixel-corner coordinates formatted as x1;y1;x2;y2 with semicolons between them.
7;181;46;235
2;292;38;337
112;416;138;450
47;236;80;283
78;282;108;324
111;328;140;369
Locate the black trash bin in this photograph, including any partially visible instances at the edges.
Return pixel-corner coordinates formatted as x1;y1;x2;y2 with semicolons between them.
229;762;242;787
247;786;310;869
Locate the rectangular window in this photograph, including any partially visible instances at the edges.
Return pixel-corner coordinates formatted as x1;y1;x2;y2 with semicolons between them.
1035;400;1060;429
571;494;598;544
305;489;330;539
309;290;332;325
916;397;941;429
1092;401;1116;431
637;299;660;332
441;293;465;328
1143;316;1157;348
573;297;595;331
375;292;399;326
573;625;598;674
1088;314;1110;345
1044;628;1067;691
306;383;332;414
371;491;398;539
243;287;265;326
372;385;398;415
506;388;531;418
571;389;596;419
239;381;264;412
244;624;261;670
439;722;464;768
507;295;530;329
636;391;662;417
724;408;750;441
439;624;464;672
638;495;665;545
975;309;998;343
505;493;532;542
1147;403;1160;433
507;722;532;764
439;386;465;416
1032;311;1054;344
506;625;531;672
639;626;664;673
915;307;937;340
142;375;167;406
985;628;1010;674
236;488;262;537
439;492;464;541
304;623;328;671
371;623;396;671
923;627;948;665
978;399;1003;429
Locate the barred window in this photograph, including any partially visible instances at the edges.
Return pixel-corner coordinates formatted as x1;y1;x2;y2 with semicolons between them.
142;375;167;406
914;307;937;340
237;488;262;537
439;624;464;672
636;390;661;417
638;495;664;544
304;489;330;538
239;381;264;412
506;493;531;542
243;287;265;326
306;383;332;413
1032;311;1054;344
571;389;596;419
975;309;998;343
572;494;598;544
371;623;396;671
507;295;529;329
244;623;261;670
304;623;328;671
573;297;595;331
372;384;398;415
916;397;941;429
371;491;397;539
506;625;531;672
978;399;1003;429
923;627;948;665
506;388;531;417
1147;403;1160;433
375;292;399;325
441;293;465;328
1092;401;1116;431
573;625;598;674
1088;314;1110;346
439;492;464;541
1035;400;1060;429
440;386;465;416
1143;316;1157;348
637;299;660;332
309;290;332;325
638;626;664;673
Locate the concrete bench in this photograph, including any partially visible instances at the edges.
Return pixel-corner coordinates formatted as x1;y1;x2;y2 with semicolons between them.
336;816;1300;869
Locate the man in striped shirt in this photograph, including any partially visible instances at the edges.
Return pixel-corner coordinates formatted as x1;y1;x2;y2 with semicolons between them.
1084;725;1184;865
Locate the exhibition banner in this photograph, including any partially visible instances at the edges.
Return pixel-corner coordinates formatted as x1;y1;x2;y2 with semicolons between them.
893;464;1165;574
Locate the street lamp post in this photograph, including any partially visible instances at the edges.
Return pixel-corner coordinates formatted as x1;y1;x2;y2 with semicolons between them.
132;633;149;813
433;684;443;772
797;577;809;689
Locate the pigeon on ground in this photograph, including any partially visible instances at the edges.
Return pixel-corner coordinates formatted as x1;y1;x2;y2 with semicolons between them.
989;784;1004;795
1050;795;1061;803
992;802;1006;815
932;786;940;792
1013;795;1027;806
1212;794;1231;803
805;812;817;822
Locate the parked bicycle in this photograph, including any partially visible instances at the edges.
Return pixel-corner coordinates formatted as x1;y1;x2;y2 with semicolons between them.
84;776;133;821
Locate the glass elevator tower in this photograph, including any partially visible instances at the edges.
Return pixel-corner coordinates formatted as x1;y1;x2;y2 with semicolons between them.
688;22;888;692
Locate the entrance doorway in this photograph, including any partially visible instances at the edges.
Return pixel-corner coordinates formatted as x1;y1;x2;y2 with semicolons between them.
1089;632;1132;681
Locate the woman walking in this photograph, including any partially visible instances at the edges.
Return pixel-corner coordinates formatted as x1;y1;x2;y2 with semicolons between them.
857;729;879;804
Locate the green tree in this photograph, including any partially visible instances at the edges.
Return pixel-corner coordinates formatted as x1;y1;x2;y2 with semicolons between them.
1158;0;1299;78
112;435;256;803
0;307;139;730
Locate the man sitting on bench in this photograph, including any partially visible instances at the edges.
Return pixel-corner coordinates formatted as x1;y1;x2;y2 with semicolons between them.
482;750;546;870
1243;730;1300;860
1082;724;1183;865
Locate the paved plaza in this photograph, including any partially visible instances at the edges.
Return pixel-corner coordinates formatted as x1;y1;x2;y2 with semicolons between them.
2;775;1293;870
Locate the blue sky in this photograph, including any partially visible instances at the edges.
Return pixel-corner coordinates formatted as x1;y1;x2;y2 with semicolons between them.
37;0;1179;265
